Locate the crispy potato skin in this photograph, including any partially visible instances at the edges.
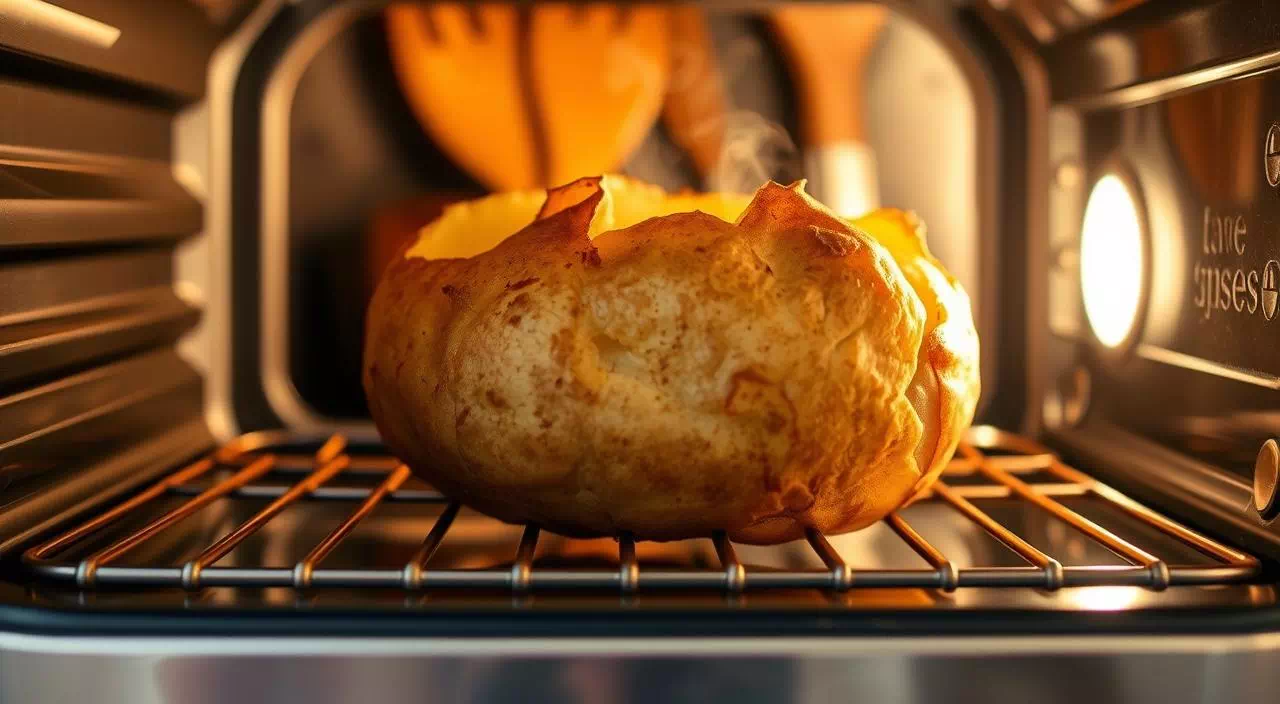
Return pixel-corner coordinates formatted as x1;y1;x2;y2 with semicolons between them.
364;178;979;543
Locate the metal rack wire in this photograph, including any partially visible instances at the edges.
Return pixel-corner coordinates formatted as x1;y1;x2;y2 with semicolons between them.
23;427;1261;592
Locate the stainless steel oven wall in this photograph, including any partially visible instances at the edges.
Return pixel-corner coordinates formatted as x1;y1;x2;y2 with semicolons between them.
1024;0;1280;556
0;1;219;555
207;0;1021;442
3;633;1280;704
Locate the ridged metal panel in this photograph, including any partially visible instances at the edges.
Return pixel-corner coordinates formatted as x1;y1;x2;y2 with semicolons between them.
0;349;203;463
0;1;217;553
0;146;201;249
0;286;199;388
0;0;216;103
0;80;173;160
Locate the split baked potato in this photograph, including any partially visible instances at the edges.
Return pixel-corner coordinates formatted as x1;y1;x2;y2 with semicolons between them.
364;176;979;543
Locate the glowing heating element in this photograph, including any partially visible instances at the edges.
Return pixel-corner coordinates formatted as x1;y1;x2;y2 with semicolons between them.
1080;174;1145;348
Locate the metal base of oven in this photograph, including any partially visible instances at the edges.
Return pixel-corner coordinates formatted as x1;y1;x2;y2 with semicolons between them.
2;633;1279;704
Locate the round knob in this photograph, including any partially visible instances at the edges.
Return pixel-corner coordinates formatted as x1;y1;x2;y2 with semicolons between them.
1255;439;1280;520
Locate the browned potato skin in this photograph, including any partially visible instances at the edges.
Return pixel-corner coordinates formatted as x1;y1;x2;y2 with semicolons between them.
364;178;979;543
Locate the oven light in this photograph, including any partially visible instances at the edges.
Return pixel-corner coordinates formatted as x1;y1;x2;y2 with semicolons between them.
1080;174;1145;348
1069;586;1145;611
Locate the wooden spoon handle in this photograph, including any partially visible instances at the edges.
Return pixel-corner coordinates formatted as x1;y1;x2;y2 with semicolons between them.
771;4;888;215
770;4;888;147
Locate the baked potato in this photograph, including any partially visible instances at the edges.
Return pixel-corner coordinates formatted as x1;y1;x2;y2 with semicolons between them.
364;176;979;543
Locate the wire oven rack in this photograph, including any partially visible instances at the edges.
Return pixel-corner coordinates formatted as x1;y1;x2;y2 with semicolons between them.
23;427;1261;593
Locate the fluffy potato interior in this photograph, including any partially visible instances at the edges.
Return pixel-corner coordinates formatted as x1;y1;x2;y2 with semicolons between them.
406;175;752;261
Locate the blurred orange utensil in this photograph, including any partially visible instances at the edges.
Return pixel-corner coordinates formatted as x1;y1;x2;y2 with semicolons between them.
385;3;670;190
533;4;670;185
771;3;887;215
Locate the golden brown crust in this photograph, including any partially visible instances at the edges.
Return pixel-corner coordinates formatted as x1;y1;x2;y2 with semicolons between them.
364;177;979;543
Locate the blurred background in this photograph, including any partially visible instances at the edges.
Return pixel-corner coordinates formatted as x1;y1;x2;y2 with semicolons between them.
187;2;980;422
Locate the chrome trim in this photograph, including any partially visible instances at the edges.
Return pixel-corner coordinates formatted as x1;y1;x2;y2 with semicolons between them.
260;1;384;440
203;0;288;441
2;631;1279;657
1051;422;1280;554
1137;344;1280;391
3;632;1280;704
1067;48;1280;113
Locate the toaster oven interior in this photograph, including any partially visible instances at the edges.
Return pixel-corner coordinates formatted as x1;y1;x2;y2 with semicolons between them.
5;0;1280;644
269;4;989;426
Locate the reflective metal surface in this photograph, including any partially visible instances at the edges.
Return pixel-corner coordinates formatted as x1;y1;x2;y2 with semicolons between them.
1045;0;1280;105
1256;439;1280;519
3;631;1280;704
1058;67;1280;475
0;0;214;567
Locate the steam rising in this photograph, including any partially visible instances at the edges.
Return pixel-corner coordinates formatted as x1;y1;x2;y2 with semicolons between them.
708;110;799;195
621;21;802;194
708;31;802;193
